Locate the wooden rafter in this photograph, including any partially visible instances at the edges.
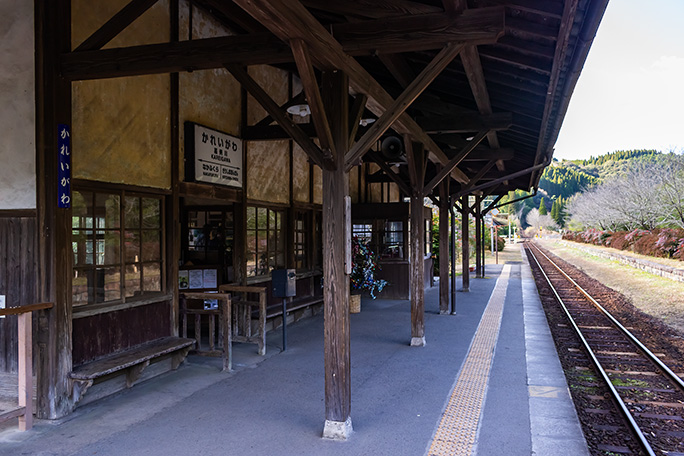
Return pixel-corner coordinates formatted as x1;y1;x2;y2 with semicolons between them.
452;159;549;198
291;39;335;156
464;159;497;189
231;0;490;185
224;64;333;170
423;130;488;196
366;152;411;196
462;148;514;161
74;0;159;51
417;112;512;134
531;0;580;188
347;94;368;146
301;0;441;18
61;8;504;81
344;43;464;170
254;91;307;127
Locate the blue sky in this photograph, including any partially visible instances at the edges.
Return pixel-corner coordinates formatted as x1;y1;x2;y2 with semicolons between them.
553;0;684;160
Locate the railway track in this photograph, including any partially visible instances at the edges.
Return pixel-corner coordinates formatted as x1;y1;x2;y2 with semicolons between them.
525;241;684;456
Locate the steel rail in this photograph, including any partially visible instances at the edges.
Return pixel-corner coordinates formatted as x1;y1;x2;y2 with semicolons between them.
525;242;656;456
529;242;684;392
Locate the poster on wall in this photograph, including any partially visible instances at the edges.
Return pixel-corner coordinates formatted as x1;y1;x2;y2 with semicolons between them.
185;122;242;188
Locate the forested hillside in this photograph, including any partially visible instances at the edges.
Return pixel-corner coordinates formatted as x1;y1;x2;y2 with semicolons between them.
504;149;681;230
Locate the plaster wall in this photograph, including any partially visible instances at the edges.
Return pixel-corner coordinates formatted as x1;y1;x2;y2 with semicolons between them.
71;0;171;189
293;144;310;203
179;3;241;182
0;0;35;209
247;65;290;204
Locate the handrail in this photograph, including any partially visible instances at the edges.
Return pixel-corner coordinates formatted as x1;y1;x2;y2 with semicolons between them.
0;301;53;317
0;302;53;431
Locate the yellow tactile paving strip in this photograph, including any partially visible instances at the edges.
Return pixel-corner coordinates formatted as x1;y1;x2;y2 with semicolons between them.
427;265;511;456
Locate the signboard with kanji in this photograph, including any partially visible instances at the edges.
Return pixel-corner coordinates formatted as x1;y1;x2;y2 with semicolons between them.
184;122;243;188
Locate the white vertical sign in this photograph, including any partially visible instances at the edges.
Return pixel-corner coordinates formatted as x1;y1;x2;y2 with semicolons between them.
191;123;243;188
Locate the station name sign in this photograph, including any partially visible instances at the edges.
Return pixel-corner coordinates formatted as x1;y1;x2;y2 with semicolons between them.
185;122;243;188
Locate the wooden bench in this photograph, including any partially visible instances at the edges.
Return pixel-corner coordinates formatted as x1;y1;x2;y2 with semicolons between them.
69;336;195;404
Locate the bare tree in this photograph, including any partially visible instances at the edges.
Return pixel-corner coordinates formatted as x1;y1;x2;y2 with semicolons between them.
657;153;684;228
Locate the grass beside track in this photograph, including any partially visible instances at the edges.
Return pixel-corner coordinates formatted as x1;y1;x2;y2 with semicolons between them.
538;238;684;336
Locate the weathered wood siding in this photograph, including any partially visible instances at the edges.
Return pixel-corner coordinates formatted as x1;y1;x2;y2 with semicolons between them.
0;0;35;210
72;300;171;366
0;215;38;373
71;0;171;189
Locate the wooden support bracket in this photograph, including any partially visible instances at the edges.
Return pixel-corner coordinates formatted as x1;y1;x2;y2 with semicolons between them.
126;360;150;388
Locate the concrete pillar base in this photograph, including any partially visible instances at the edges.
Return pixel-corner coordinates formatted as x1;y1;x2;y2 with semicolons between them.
322;417;353;440
410;336;426;347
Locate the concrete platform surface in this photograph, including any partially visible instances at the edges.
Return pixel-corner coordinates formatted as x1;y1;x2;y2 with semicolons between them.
0;247;588;456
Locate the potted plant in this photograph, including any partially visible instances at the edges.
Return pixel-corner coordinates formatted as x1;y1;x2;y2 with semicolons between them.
350;235;388;312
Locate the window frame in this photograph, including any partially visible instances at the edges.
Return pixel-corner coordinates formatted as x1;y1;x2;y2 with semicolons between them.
71;185;167;311
245;205;286;278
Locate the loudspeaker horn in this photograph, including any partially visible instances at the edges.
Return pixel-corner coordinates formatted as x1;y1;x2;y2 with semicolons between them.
381;136;404;160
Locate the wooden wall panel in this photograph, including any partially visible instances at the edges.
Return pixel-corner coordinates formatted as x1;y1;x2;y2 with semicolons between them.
72;300;171;366
71;1;171;189
247;65;288;125
313;165;323;205
179;4;241;182
292;144;310;203
246;140;290;203
0;216;37;373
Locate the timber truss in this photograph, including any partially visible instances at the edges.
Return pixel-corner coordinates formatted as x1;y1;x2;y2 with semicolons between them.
60;0;607;201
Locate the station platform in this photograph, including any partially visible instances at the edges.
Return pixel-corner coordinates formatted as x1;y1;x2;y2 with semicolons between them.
0;245;588;456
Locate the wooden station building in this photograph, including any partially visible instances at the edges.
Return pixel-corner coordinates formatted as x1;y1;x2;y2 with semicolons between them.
0;0;607;438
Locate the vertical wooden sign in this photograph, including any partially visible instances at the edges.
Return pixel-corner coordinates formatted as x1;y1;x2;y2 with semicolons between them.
57;124;71;208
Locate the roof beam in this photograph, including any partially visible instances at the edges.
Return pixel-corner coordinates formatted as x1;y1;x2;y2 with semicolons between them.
225;64;333;170
418;112;512;134
232;0;489;184
348;94;368;146
291;39;335;155
345;43;464;170
366;152;412;196
61;8;504;81
423;130;488;196
461;148;514;161
301;0;441;18
74;0;159;51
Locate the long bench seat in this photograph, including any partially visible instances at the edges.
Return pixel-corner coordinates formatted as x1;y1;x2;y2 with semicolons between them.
69;336;195;404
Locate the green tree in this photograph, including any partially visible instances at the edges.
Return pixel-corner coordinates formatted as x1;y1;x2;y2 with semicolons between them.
538;197;548;215
550;198;565;227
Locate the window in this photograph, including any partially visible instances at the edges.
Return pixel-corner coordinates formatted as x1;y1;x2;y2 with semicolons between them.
294;211;309;270
383;221;404;259
184;209;234;281
246;206;285;277
352;220;405;260
72;190;164;306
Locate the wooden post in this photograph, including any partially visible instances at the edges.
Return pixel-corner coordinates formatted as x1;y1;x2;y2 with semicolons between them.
461;196;470;292
35;0;74;419
482;216;486;277
450;198;456;313
406;139;426;347
18;312;33;431
410;191;426;345
475;196;482;278
321;70;352;440
438;177;450;315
